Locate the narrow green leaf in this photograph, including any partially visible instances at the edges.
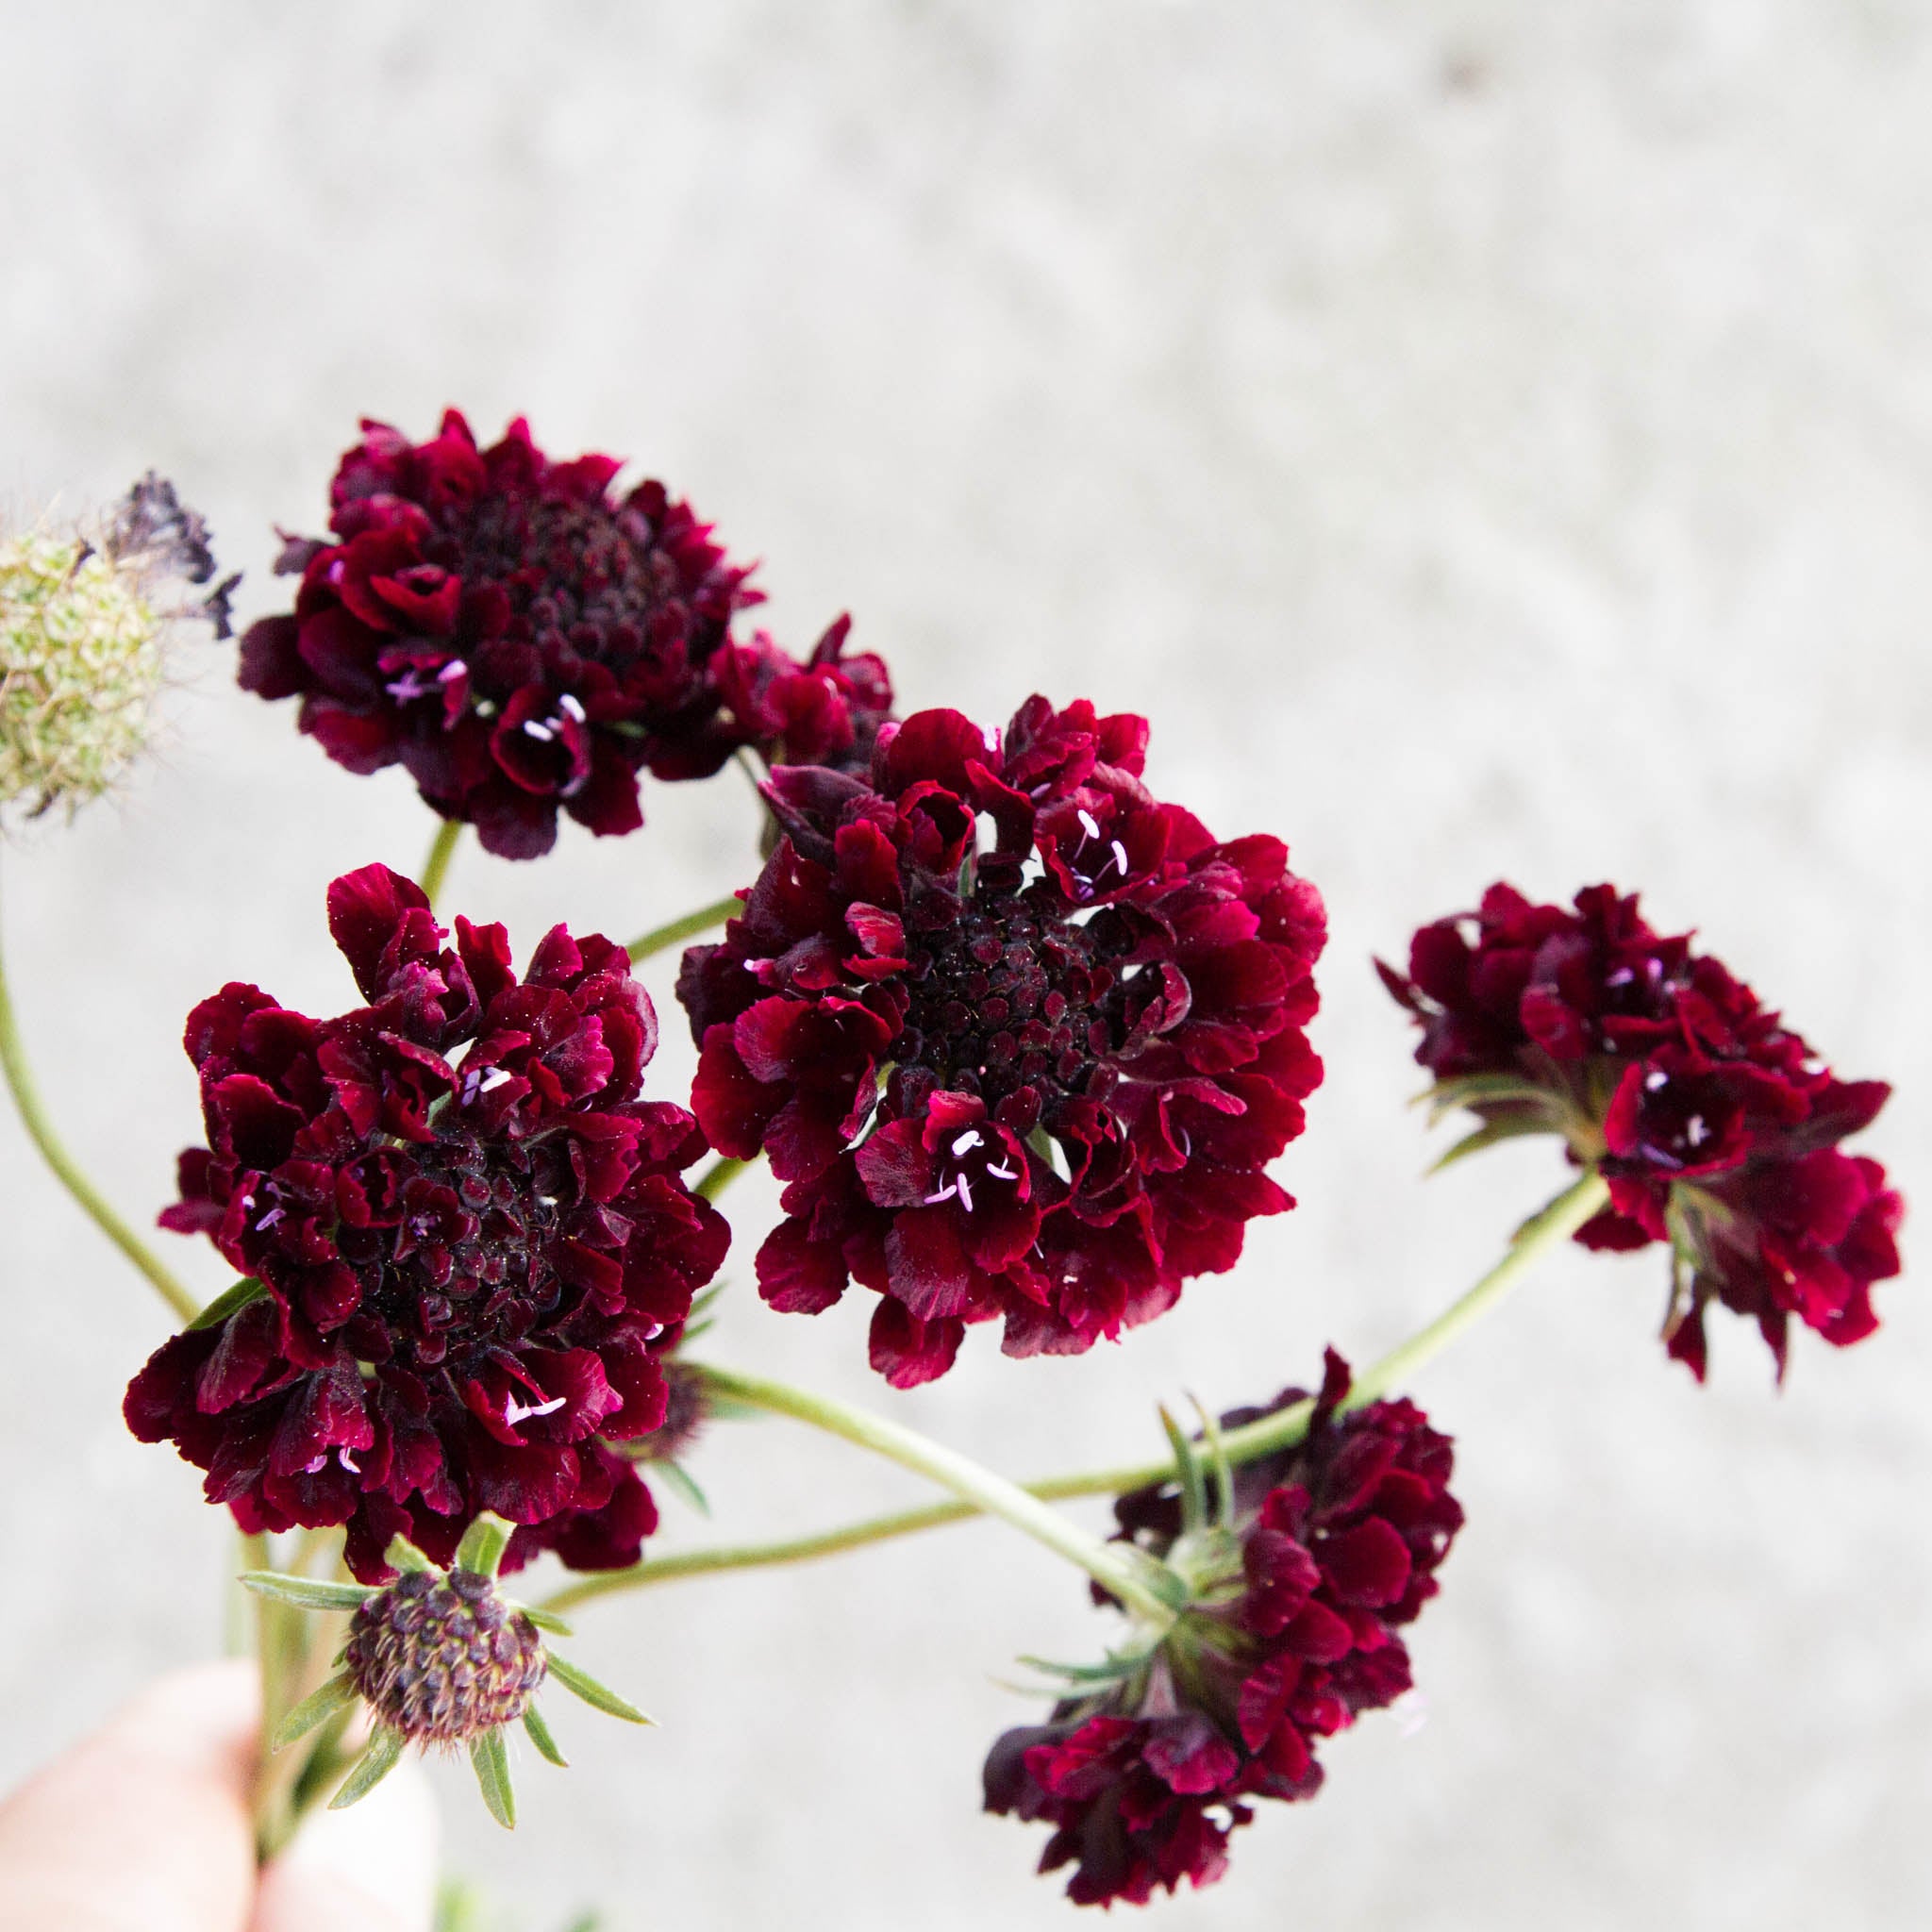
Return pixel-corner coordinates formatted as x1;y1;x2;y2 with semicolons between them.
188;1276;267;1331
652;1460;709;1517
1157;1405;1207;1534
1189;1395;1237;1531
523;1702;569;1768
545;1652;653;1724
511;1602;575;1638
240;1573;373;1612
271;1671;360;1751
383;1535;437;1574
455;1511;516;1581
1017;1653;1145;1686
329;1726;406;1810
1426;1113;1553;1174
469;1727;517;1829
1414;1072;1551;1119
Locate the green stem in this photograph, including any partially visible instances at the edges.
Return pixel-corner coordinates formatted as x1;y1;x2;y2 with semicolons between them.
0;859;199;1324
419;819;461;908
694;1155;750;1202
689;1362;1177;1624
544;1172;1609;1612
625;895;741;964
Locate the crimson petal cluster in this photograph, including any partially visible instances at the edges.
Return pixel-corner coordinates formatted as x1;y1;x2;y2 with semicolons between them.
124;864;727;1581
1380;882;1904;1377
677;697;1325;1386
238;410;891;858
985;1352;1460;1907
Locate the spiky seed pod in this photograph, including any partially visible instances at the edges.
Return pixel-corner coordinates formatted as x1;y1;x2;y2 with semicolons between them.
344;1567;546;1746
0;475;233;824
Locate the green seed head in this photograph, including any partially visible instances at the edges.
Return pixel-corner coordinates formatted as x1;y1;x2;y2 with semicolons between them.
0;475;231;824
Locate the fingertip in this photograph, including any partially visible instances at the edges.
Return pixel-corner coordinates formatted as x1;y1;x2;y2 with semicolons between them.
251;1754;439;1932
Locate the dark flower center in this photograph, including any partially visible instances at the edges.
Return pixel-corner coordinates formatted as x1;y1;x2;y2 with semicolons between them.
896;886;1125;1123
339;1126;575;1373
425;492;712;672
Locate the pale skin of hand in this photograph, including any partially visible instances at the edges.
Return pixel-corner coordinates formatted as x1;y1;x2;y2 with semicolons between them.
0;1660;437;1932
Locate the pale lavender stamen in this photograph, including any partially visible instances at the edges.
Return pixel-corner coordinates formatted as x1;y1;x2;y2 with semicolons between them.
954;1173;974;1213
437;658;467;683
985;1161;1017;1181
924;1180;959;1206
1109;839;1129;875
337;1446;360;1474
559;693;586;722
257;1206;286;1230
523;719;556;742
951;1128;983;1158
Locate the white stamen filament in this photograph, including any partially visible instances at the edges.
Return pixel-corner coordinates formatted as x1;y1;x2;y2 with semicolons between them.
1110;839;1129;874
478;1066;515;1093
954;1173;974;1213
338;1446;360;1474
951;1128;983;1158
505;1393;568;1427
986;1161;1017;1180
1686;1115;1708;1146
924;1180;959;1207
1645;1070;1669;1091
437;658;466;682
523;719;556;742
1077;809;1101;841
559;693;586;722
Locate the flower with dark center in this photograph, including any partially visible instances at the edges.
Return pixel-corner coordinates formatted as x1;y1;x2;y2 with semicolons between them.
678;697;1326;1385
1380;882;1904;1378
125;864;728;1581
248;1512;650;1829
237;410;888;858
985;1353;1460;1907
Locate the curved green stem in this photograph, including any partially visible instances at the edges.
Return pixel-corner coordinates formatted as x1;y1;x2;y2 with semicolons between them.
419;819;461;908
694;1155;750;1202
0;860;199;1324
625;895;741;964
689;1362;1178;1624
545;1172;1609;1612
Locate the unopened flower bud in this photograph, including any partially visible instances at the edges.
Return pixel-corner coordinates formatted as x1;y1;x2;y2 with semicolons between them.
345;1566;546;1746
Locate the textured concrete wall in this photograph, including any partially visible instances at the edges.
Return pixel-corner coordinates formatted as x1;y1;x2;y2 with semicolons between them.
1;4;1925;1927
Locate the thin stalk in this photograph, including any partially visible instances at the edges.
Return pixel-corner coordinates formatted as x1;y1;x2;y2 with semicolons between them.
690;1362;1177;1624
0;860;199;1324
694;1155;750;1202
625;895;741;964
419;819;461;908
544;1172;1608;1611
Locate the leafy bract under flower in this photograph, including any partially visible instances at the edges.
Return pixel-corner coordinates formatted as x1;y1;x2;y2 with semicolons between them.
125;864;728;1581
985;1353;1460;1907
1381;882;1903;1378
237;410;891;858
678;697;1326;1385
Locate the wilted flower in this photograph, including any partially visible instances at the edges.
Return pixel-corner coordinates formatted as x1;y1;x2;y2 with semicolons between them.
1380;882;1904;1377
678;697;1326;1385
125;864;728;1580
985;1353;1460;1906
248;1511;649;1829
1;475;234;822
237;409;891;858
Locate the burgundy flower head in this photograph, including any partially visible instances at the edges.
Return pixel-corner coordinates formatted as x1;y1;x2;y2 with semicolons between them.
125;864;728;1582
985;1353;1460;1907
1381;882;1904;1378
238;411;892;858
678;697;1326;1385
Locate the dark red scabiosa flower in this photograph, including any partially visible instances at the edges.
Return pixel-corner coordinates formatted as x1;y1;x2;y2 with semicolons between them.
237;409;785;859
1380;882;1904;1379
677;697;1326;1386
710;613;896;779
124;864;729;1582
985;1352;1460;1907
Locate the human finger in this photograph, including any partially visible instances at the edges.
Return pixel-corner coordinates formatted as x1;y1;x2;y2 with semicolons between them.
0;1658;258;1932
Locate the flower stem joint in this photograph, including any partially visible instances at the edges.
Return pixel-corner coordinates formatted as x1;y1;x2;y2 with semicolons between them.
244;1512;649;1829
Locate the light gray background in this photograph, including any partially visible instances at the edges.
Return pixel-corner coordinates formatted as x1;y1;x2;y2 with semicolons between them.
1;4;1926;1927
